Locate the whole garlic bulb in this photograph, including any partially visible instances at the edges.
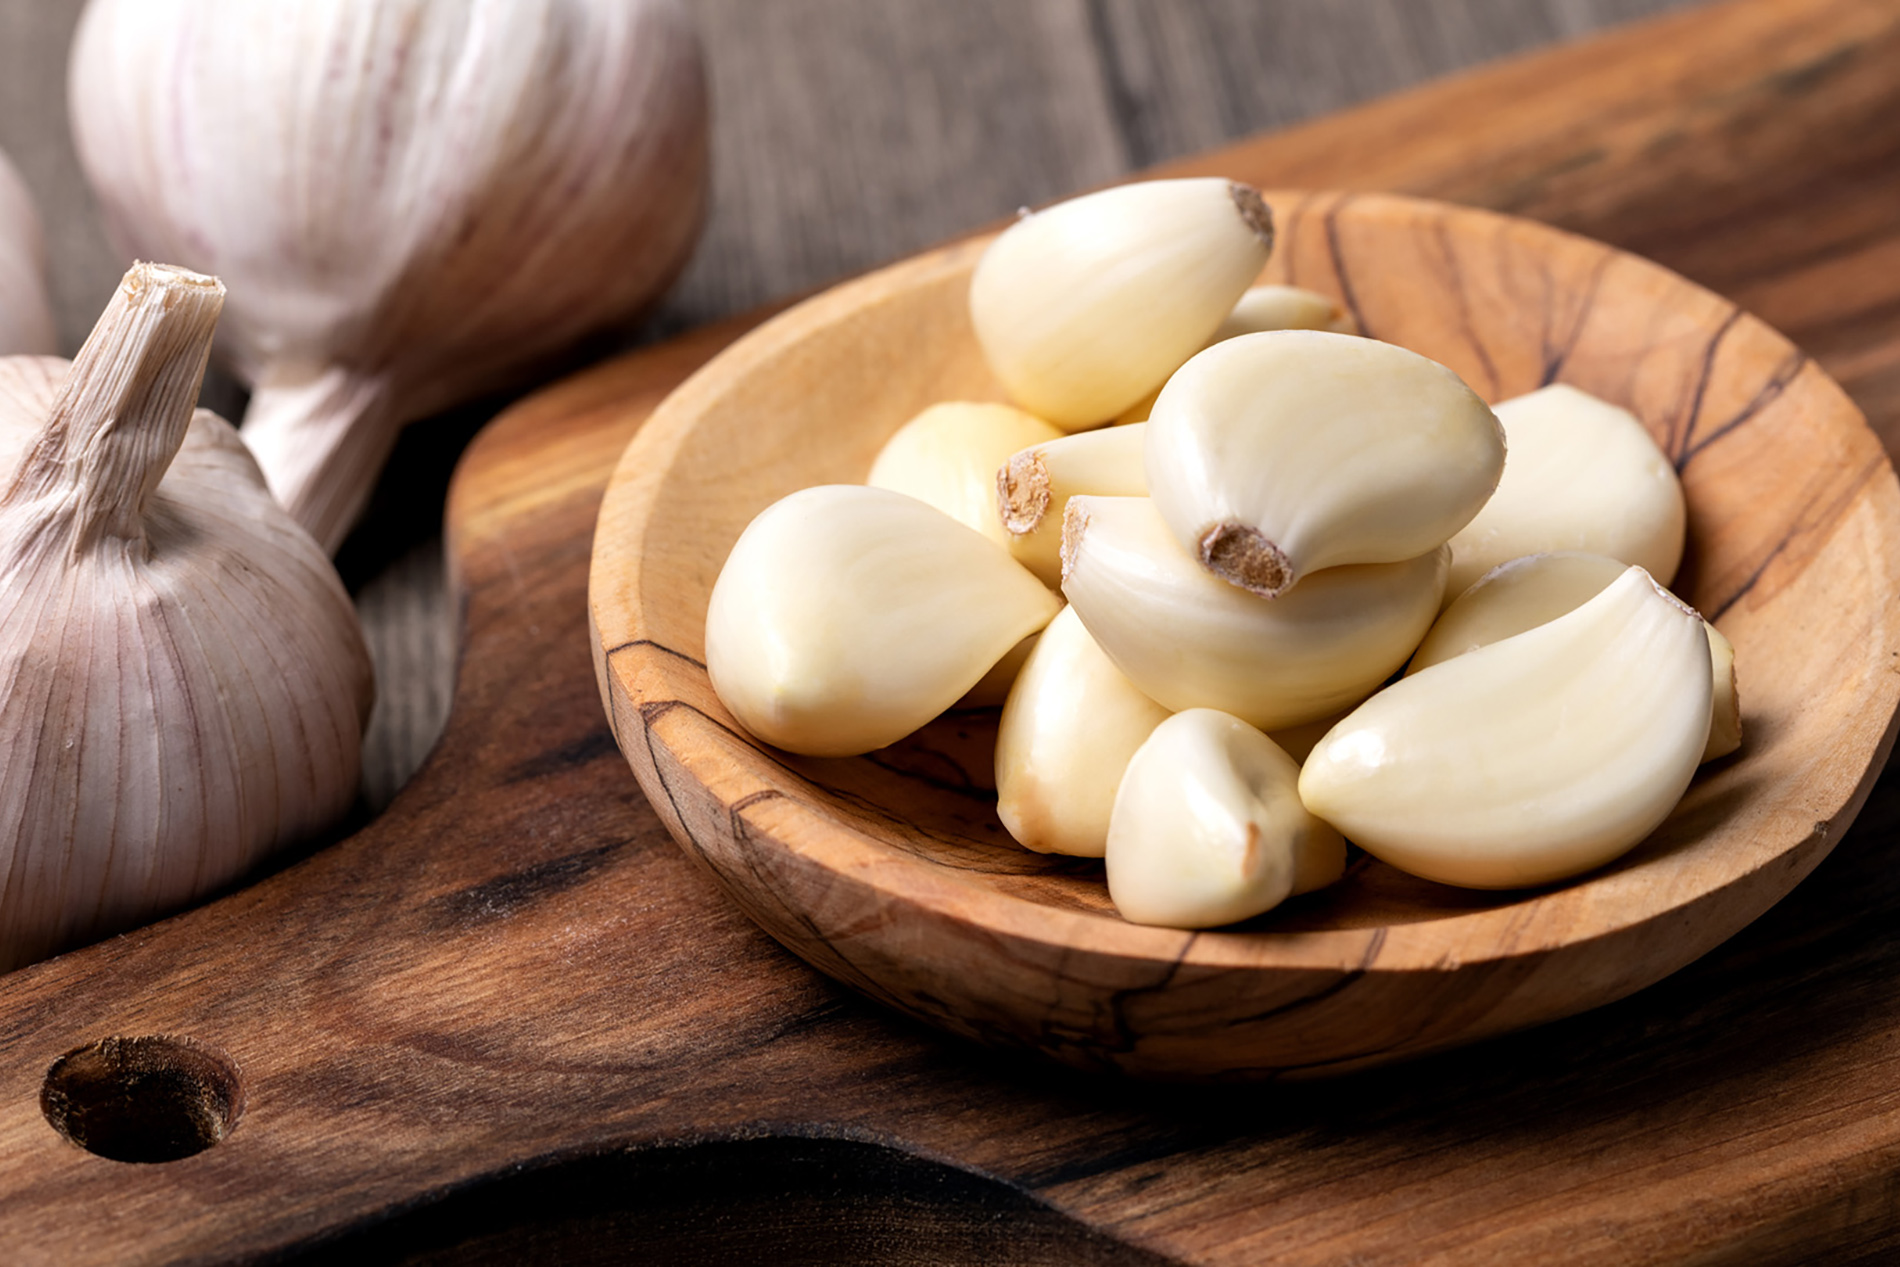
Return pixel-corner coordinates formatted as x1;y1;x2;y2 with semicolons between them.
0;263;373;970
70;0;709;551
0;149;57;356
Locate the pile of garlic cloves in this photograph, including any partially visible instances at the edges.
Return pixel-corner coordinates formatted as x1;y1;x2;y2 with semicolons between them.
704;178;1735;932
0;263;372;970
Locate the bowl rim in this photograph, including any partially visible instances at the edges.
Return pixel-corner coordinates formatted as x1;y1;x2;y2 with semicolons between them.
590;188;1900;1066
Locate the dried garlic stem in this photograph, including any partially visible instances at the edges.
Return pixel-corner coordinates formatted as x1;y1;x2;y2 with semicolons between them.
242;369;398;554
4;263;224;550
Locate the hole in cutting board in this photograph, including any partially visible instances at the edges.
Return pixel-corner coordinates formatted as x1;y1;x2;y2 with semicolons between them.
40;1035;243;1163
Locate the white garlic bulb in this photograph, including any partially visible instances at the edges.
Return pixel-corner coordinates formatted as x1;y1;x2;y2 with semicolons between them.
969;178;1274;429
868;401;1061;548
705;485;1061;757
1145;330;1504;598
0;263;373;971
995;607;1171;858
1299;566;1711;889
1444;384;1686;599
0;149;57;356
1410;550;1740;762
70;0;709;552
1107;709;1345;928
1061;496;1447;730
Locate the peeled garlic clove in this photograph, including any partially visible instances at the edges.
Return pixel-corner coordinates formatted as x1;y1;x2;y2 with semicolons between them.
0;149;57;355
1145;330;1504;597
995;607;1171;857
1114;284;1353;425
1299;566;1712;890
868;401;1061;549
1412;550;1741;762
71;0;709;552
1444;384;1686;599
1705;624;1741;762
1210;284;1355;342
1107;709;1345;928
706;485;1061;757
1061;496;1447;730
998;424;1147;586
969;178;1274;430
957;632;1039;709
0;263;373;971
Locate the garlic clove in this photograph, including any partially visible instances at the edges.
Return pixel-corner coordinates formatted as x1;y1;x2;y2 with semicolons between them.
1299;566;1712;890
1411;550;1741;762
969;178;1274;429
1061;495;1447;730
1145;330;1504;598
1444;384;1686;600
1114;284;1354;426
0;262;373;970
705;485;1062;757
1106;709;1345;928
1209;283;1356;342
998;423;1148;586
70;0;710;553
1705;624;1741;762
0;149;57;356
868;401;1062;549
995;607;1171;857
957;631;1040;709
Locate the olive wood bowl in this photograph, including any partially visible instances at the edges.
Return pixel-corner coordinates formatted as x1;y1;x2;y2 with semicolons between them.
589;190;1900;1080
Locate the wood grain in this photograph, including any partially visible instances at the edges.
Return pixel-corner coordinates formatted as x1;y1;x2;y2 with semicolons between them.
590;189;1900;1078
0;0;1898;1262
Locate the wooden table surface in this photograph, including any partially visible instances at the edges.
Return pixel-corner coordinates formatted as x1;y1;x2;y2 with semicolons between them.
0;0;1694;809
15;2;1900;1263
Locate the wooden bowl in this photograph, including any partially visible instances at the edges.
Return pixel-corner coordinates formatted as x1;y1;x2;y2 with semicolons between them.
589;190;1900;1080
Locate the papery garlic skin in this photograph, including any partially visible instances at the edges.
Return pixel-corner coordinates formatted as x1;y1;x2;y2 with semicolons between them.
1411;550;1740;762
0;264;373;971
706;485;1061;757
0;150;57;356
1107;709;1345;928
1444;384;1685;599
969;178;1273;430
1299;567;1711;890
1115;284;1354;426
1061;496;1447;730
1145;330;1504;597
869;401;1060;548
995;607;1171;858
71;0;709;552
998;424;1147;585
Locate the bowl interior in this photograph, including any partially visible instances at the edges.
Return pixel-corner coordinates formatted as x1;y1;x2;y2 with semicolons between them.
592;190;1900;1076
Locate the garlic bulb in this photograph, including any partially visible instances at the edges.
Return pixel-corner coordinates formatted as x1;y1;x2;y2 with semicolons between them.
1061;496;1447;730
705;485;1061;757
969;178;1274;429
70;0;709;552
1444;384;1686;599
868;401;1061;548
1145;330;1504;598
0;149;57;356
1107;709;1345;928
995;607;1171;858
1300;566;1711;889
998;423;1148;585
1410;550;1740;762
0;263;373;971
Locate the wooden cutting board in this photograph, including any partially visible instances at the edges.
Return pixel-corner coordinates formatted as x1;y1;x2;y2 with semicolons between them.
4;0;1900;1262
